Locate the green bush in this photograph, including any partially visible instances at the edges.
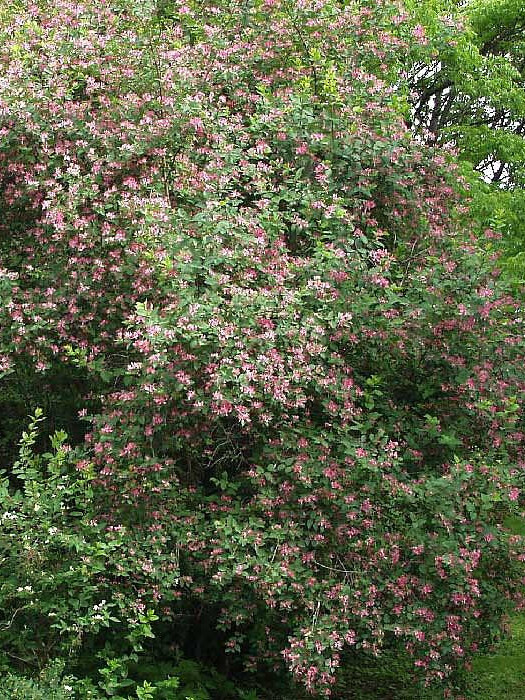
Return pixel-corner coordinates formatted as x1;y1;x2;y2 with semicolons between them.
0;661;77;700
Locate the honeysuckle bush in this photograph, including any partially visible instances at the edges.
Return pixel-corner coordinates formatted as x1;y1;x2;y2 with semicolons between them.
0;0;525;697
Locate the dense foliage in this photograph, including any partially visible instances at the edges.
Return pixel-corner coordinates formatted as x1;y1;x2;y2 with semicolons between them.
0;0;524;698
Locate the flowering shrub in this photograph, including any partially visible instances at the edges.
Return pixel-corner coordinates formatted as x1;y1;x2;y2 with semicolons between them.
0;0;524;697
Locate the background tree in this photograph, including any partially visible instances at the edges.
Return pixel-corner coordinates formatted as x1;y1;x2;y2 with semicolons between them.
401;0;525;281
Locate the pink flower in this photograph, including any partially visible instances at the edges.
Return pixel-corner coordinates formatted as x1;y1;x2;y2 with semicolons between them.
413;25;428;44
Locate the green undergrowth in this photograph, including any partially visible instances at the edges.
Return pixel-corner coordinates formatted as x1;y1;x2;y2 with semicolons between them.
1;618;525;699
464;614;525;700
